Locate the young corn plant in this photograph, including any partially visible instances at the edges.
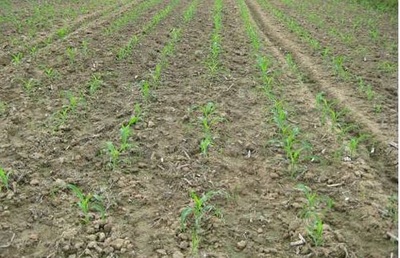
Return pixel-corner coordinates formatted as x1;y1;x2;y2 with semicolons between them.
181;190;223;255
296;184;333;246
0;167;10;192
200;135;213;156
87;74;103;95
11;52;23;65
119;125;132;151
66;46;78;64
347;134;368;159
128;104;142;126
68;184;105;223
105;142;120;169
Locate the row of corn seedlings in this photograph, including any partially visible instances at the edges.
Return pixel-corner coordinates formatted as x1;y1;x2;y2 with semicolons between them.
315;92;370;161
284;50;370;162
139;0;199;100
206;0;224;74
5;0;126;66
256;0;384;112
104;0;163;35
116;0;182;60
237;0;308;175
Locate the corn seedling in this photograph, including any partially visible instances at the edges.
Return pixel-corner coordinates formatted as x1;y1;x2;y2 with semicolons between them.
30;46;38;56
200;135;213;156
57;27;68;38
119;125;132;151
68;184;105;223
66;46;77;64
128;104;142;126
81;39;89;56
386;195;398;224
87;74;103;95
0;167;10;191
140;80;151;100
11;52;23;65
106;142;120;169
44;67;58;80
180;190;223;255
307;216;324;246
183;0;198;23
348;134;368;159
21;78;39;92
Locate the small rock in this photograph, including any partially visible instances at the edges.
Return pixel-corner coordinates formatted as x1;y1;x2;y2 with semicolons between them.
98;232;106;242
263;248;278;254
30;179;40;186
172;250;184;258
138;162;147;168
87;234;97;241
104;223;112;233
194;50;203;57
67;255;76;258
147;121;155;128
270;172;279;179
54;178;67;188
236;240;247;250
87;241;97;249
179;241;189;250
111;238;125;250
62;244;71;252
156;249;167;255
257;228;263;234
177;233;188;241
74;242;84;250
29;233;39;241
103;246;114;254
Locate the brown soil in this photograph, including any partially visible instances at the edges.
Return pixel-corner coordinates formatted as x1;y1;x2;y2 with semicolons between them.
0;0;397;257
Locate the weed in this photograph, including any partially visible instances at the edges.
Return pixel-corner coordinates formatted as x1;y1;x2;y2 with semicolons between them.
0;101;6;115
0;167;10;191
68;184;105;223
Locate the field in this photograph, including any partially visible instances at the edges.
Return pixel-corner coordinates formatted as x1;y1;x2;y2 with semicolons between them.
0;0;398;257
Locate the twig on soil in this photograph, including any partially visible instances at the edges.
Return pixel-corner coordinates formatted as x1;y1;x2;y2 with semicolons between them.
183;178;193;186
223;83;234;92
327;182;344;187
183;149;191;160
386;231;398;242
0;232;15;248
157;165;165;171
290;233;306;246
389;142;398;149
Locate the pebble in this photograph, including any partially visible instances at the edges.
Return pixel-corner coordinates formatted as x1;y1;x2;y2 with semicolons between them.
87;241;97;249
98;232;106;242
103;246;114;254
236;240;247;250
86;234;97;241
257;228;263;234
269;172;279;179
111;238;125;250
172;251;184;258
147;121;155;128
30;179;40;186
138;162;147;168
29;233;39;241
179;241;189;250
104;223;113;233
156;249;167;255
177;233;188;241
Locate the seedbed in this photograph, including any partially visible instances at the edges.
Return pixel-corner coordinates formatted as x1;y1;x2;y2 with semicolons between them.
0;0;397;257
